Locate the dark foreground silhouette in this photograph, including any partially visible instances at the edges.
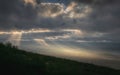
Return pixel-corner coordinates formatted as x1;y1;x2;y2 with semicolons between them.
0;43;120;75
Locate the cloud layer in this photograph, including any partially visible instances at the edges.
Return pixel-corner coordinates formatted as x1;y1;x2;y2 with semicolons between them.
0;0;120;48
0;0;120;69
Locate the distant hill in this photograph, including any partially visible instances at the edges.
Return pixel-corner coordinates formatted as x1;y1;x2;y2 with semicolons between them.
0;43;120;75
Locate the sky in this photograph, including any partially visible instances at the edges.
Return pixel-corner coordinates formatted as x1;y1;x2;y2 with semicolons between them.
0;0;120;69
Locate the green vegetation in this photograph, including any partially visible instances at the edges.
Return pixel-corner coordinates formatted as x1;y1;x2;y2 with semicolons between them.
0;43;120;75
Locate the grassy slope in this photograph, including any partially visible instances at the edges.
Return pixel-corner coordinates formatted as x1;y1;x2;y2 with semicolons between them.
0;43;120;75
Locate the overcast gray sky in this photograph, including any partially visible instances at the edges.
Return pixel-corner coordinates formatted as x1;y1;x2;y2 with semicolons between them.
0;0;120;69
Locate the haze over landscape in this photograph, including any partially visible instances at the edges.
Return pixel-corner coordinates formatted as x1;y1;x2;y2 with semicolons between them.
0;0;120;69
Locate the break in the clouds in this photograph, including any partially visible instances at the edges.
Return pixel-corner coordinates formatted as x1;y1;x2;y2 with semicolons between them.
0;0;120;69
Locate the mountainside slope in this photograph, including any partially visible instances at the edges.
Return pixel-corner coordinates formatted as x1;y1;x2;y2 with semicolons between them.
0;43;120;75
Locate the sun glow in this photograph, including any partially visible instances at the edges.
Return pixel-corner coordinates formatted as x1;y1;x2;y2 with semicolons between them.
24;0;36;6
64;2;77;13
32;39;101;59
50;45;101;59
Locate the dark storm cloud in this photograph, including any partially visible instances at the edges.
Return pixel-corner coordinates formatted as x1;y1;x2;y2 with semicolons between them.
0;0;37;30
0;0;120;34
86;1;120;33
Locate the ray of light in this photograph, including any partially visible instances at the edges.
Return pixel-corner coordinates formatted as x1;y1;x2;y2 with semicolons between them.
7;31;22;46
